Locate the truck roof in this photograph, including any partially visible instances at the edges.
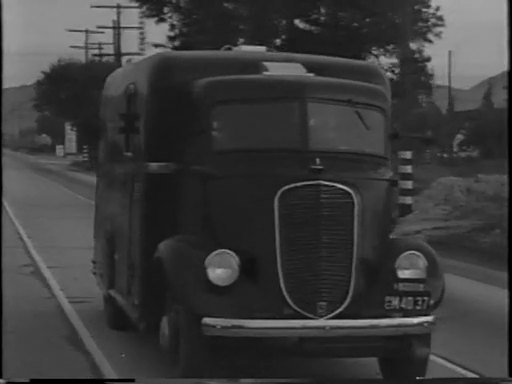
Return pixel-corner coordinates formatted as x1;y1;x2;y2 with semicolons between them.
103;50;390;95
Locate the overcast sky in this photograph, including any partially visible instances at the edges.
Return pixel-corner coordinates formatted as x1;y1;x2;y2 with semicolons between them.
2;0;509;89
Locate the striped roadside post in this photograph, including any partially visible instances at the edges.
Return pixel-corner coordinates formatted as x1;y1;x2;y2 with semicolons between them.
398;150;414;217
81;145;90;162
138;9;146;55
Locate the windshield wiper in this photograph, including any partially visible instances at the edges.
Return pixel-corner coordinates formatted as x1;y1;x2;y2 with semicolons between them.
354;109;371;131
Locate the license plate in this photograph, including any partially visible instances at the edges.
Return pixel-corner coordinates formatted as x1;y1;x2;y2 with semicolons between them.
384;293;430;311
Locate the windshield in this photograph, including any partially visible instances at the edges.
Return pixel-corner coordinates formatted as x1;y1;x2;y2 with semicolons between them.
211;100;386;155
307;102;385;154
212;101;302;150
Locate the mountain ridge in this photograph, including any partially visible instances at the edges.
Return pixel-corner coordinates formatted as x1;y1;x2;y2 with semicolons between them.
2;70;508;140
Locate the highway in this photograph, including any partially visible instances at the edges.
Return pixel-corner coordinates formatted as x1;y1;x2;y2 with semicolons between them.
2;151;508;379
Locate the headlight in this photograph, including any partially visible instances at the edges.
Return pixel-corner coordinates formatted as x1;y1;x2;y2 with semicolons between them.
395;250;428;279
204;249;240;287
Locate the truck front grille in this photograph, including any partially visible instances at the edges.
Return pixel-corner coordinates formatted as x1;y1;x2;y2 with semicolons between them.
275;181;357;319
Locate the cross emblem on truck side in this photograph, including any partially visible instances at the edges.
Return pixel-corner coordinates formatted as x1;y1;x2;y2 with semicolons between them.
118;83;140;154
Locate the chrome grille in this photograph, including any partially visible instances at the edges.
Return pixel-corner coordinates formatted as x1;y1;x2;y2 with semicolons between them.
275;181;356;319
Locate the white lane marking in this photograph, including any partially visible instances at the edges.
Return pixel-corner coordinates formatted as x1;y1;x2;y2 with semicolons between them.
430;354;480;378
2;200;117;379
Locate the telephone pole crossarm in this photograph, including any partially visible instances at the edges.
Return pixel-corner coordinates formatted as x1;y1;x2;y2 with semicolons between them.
96;25;143;30
91;4;140;9
66;28;105;62
93;52;143;57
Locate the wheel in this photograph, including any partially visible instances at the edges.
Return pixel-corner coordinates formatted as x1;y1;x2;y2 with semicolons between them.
378;334;431;380
159;306;179;361
103;293;130;331
158;297;212;378
175;306;211;378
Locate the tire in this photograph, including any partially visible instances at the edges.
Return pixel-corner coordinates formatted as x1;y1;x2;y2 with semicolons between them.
159;305;179;361
103;293;130;331
176;307;211;378
378;334;431;380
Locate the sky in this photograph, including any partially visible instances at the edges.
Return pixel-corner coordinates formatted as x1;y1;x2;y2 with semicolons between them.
2;0;509;90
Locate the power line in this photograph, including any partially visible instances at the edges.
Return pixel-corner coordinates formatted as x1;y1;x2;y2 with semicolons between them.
66;28;105;62
91;3;144;65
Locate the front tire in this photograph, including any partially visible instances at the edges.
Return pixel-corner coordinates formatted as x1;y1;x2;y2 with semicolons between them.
176;307;211;378
103;293;130;331
378;334;431;380
159;292;212;378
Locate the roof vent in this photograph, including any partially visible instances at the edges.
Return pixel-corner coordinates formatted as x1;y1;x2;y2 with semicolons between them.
234;45;268;52
261;62;313;76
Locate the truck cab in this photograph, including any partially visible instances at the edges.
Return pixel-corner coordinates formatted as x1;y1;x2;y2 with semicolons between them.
94;48;445;378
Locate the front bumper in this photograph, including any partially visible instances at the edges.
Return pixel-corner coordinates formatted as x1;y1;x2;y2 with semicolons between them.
202;315;434;338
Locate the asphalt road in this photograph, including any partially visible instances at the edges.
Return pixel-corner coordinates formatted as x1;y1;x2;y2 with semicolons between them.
2;151;509;379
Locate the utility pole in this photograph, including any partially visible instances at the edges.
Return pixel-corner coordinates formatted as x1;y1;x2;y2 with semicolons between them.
91;3;143;65
66;28;105;62
399;0;414;114
394;0;415;146
447;50;455;116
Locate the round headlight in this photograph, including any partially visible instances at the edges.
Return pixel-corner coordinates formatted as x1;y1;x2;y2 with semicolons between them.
204;249;240;287
395;251;428;279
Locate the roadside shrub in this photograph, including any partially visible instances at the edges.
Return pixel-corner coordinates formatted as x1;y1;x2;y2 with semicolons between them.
465;109;507;159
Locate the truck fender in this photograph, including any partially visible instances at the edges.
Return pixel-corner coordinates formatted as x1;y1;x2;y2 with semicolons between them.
153;235;215;311
387;236;445;310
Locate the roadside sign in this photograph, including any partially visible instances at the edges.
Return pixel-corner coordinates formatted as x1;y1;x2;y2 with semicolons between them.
65;122;77;154
56;145;65;157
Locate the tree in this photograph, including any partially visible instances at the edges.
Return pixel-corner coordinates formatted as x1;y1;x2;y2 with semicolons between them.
465;109;507;159
480;80;495;111
136;1;443;55
35;113;65;146
135;0;443;108
144;0;242;49
33;59;118;151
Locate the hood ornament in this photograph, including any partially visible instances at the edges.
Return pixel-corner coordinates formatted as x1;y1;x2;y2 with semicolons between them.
310;157;324;173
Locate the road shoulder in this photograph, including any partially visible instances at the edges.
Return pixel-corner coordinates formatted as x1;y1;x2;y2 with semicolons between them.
2;207;101;379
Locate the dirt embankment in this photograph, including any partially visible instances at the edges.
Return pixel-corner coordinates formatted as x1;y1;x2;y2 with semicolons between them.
393;174;508;268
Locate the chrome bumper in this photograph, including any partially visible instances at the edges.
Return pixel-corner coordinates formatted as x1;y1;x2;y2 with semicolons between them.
202;316;435;337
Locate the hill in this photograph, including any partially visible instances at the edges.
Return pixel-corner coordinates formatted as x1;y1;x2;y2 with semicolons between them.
432;70;508;112
2;84;38;141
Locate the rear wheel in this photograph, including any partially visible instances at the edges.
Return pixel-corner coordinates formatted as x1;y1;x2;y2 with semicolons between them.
103;293;130;331
378;334;431;380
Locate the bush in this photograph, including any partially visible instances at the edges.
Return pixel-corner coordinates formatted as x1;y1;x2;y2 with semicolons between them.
465;109;507;159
